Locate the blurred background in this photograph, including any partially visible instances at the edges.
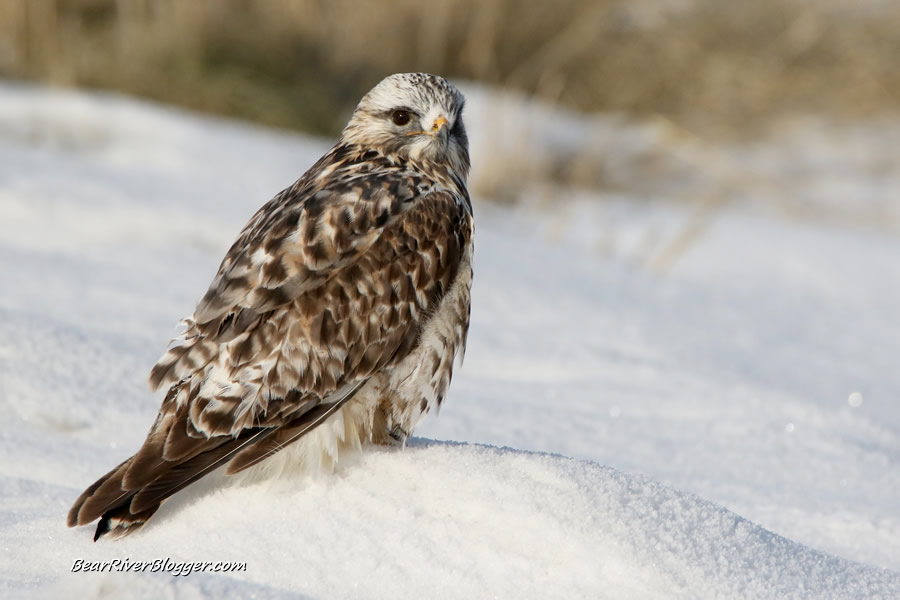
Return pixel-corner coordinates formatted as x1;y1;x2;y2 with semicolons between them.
3;0;899;135
1;0;899;257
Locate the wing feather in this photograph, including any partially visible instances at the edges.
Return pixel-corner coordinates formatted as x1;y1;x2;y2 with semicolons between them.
149;151;429;393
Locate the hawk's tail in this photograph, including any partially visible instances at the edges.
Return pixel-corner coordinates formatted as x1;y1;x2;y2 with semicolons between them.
91;502;160;541
67;391;364;541
66;457;149;540
66;430;270;541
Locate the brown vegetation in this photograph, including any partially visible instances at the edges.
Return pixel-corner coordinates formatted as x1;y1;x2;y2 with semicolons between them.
2;0;899;137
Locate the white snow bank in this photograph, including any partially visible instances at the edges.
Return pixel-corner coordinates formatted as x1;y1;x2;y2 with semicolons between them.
1;81;899;598
6;443;899;600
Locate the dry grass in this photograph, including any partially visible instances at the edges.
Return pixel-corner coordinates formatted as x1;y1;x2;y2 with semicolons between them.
2;0;900;137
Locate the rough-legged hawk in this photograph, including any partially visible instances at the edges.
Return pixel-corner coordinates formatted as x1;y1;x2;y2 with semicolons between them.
68;73;473;540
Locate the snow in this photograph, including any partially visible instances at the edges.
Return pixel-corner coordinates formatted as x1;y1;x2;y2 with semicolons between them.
1;81;899;599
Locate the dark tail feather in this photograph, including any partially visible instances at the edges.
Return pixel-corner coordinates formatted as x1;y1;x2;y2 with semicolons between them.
68;383;367;541
93;504;159;541
67;456;154;541
91;432;270;540
67;458;132;528
68;429;270;541
129;431;268;514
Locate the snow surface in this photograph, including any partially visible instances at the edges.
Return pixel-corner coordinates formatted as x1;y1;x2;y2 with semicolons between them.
1;82;899;599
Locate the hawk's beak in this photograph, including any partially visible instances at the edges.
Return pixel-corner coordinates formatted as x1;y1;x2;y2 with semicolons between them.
431;116;449;133
405;116;450;138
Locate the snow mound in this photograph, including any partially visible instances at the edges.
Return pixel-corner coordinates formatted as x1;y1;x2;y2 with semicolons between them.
6;443;899;600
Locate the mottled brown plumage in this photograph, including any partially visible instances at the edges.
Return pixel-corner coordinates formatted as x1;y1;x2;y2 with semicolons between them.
67;73;473;540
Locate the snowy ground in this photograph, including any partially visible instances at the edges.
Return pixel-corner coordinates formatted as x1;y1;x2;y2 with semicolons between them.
1;82;898;599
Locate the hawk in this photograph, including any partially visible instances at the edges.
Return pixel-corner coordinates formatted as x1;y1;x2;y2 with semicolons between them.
67;73;473;540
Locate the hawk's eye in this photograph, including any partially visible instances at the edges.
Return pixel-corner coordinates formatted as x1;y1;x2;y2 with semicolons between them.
391;110;411;126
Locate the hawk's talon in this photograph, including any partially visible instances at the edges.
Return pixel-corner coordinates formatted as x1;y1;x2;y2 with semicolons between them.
389;425;409;446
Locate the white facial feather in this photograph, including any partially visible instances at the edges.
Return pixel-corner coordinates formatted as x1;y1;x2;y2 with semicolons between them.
341;73;469;175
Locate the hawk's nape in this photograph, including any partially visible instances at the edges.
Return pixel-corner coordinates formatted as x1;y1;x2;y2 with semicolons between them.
67;73;474;540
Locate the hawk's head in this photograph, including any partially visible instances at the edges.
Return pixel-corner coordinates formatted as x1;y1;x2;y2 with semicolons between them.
342;73;470;181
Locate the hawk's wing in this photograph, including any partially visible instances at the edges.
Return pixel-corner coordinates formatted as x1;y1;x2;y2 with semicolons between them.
68;148;471;536
150;150;431;392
